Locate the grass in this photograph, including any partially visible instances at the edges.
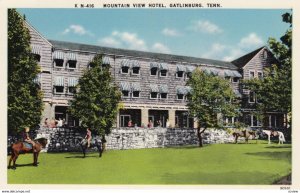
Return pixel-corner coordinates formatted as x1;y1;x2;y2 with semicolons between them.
7;141;291;185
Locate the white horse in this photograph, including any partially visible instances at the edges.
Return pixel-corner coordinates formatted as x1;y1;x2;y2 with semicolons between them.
277;131;286;144
262;130;286;144
262;130;272;144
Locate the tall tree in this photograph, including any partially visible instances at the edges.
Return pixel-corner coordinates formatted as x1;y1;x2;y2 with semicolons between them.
68;54;121;139
8;9;43;134
244;12;292;129
187;68;240;147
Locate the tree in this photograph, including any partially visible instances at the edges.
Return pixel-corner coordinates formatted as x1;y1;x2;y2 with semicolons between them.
187;68;240;147
68;54;121;141
244;12;292;129
8;9;43;134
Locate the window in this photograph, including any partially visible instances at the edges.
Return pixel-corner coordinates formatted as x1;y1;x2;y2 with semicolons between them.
67;60;77;69
249;71;255;79
121;66;129;74
54;59;64;67
263;50;268;59
176;71;184;78
68;87;76;94
120;115;131;127
177;94;184;100
258;72;263;80
160;93;168;99
55;86;64;93
160;70;167;77
122;91;129;97
33;54;41;62
150;92;158;99
232;77;239;83
132;91;140;98
249;91;255;103
269;115;277;127
186;72;192;79
251;115;261;127
132;67;140;75
151;68;158;76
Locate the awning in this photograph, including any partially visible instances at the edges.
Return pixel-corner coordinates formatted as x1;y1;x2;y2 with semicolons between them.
159;63;168;70
150;84;159;92
176;64;186;72
121;59;130;67
186;66;196;73
120;82;130;91
201;67;211;74
53;51;65;60
224;70;242;77
186;86;192;93
210;68;219;76
131;60;140;68
234;90;242;98
159;85;169;93
68;77;78;87
33;73;41;85
131;82;141;91
177;86;187;95
31;45;41;55
102;56;110;65
224;70;234;77
54;76;64;86
232;71;242;78
177;86;191;94
150;62;159;69
67;52;77;61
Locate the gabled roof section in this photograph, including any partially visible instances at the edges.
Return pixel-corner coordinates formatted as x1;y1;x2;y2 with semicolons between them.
231;46;265;68
49;40;238;70
24;21;52;47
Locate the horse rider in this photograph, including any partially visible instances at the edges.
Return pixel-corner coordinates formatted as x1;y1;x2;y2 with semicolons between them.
85;128;92;148
23;127;37;152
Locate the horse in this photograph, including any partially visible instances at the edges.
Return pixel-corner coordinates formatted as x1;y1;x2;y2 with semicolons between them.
232;130;257;144
262;130;286;144
8;137;48;170
79;138;103;158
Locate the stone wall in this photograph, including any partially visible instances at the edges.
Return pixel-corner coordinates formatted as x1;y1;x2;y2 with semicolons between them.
9;127;244;152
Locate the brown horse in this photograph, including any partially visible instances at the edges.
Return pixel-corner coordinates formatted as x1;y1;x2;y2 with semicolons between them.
8;138;48;170
232;130;257;144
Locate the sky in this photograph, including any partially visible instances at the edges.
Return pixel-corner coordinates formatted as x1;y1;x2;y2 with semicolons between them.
18;9;291;61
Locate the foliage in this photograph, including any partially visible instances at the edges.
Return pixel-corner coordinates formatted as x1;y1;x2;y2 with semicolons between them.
68;54;121;136
8;9;43;133
187;68;240;146
243;12;292;127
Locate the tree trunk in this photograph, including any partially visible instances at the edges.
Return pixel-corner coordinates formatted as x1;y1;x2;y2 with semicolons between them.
197;127;206;148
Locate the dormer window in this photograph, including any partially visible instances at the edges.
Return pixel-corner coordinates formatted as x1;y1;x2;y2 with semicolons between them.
121;59;130;74
131;60;140;75
31;45;41;62
53;51;65;68
159;63;168;77
67;53;77;69
176;65;185;78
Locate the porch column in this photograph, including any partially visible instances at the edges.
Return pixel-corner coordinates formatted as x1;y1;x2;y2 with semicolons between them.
141;108;149;127
194;118;199;129
115;110;120;127
168;109;175;128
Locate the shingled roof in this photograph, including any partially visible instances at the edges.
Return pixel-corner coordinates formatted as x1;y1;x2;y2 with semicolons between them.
231;46;265;68
49;40;238;70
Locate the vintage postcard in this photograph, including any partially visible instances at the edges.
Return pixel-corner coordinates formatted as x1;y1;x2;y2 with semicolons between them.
0;0;299;192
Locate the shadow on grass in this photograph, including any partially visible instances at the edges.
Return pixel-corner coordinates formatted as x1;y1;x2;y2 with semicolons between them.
65;155;98;159
264;146;291;149
245;151;291;160
160;171;282;184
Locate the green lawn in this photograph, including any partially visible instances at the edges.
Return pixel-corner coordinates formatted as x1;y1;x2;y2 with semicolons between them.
7;141;291;185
